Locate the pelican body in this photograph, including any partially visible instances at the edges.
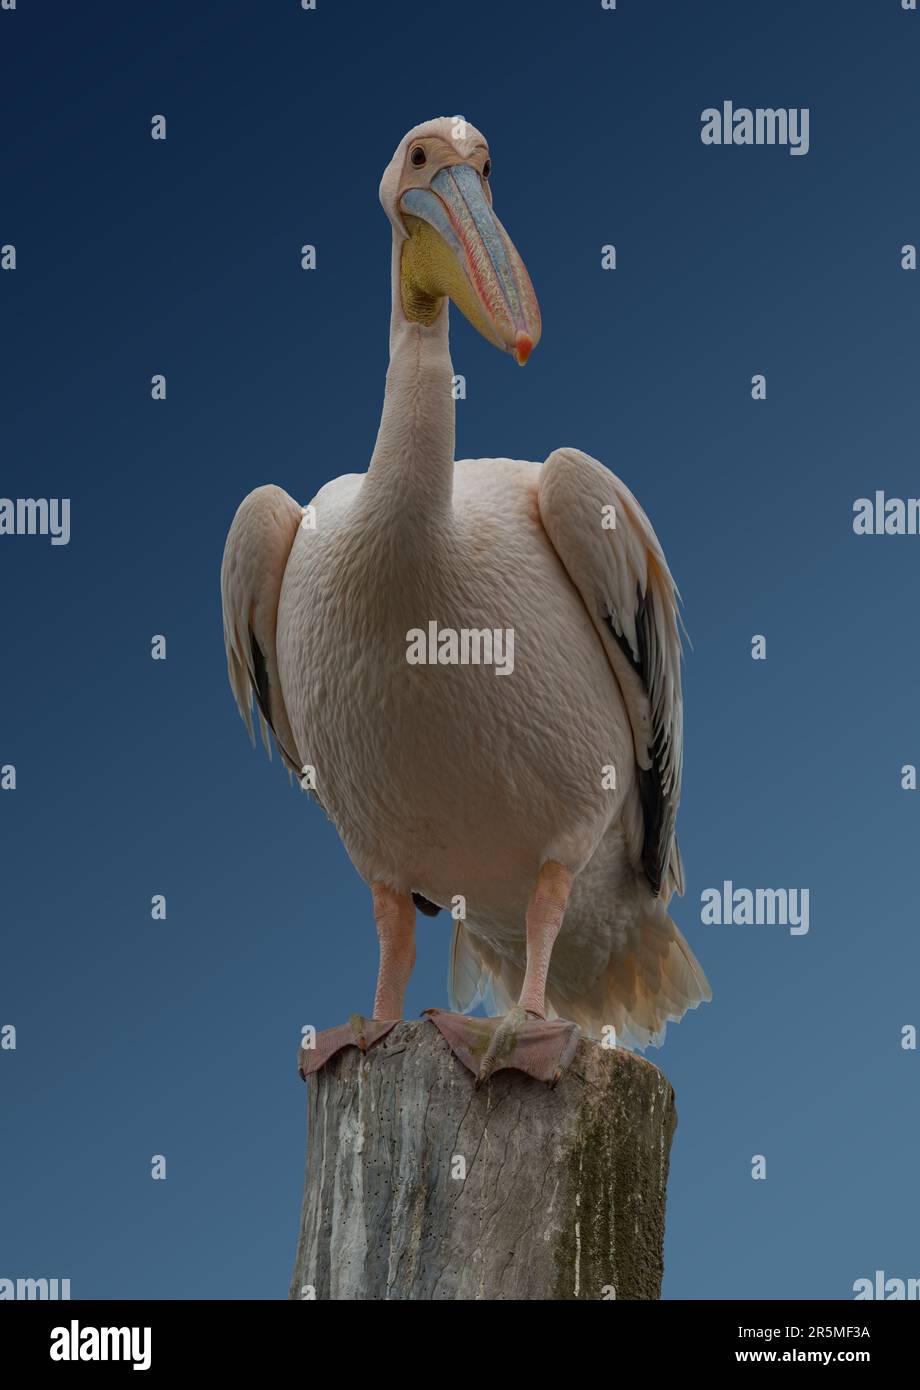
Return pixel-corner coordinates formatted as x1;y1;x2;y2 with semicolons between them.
221;119;710;1081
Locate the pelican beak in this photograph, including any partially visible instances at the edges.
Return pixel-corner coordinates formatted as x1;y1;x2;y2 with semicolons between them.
400;164;541;365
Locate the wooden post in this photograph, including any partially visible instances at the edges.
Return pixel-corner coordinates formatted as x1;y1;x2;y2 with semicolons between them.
290;1018;677;1301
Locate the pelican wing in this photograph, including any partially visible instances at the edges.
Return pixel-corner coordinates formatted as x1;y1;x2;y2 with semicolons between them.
220;484;304;778
538;447;684;898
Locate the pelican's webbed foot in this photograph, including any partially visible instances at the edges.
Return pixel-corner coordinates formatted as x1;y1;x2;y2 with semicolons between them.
424;1005;580;1088
297;1013;399;1079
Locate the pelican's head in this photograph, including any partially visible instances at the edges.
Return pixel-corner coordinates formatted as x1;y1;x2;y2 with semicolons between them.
380;117;541;365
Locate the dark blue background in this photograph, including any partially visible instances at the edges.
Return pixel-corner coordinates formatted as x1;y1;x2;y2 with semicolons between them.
2;0;917;1299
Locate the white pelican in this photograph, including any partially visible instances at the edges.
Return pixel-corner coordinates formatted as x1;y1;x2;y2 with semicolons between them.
221;117;710;1086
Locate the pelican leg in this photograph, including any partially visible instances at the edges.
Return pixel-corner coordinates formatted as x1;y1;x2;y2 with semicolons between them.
297;883;415;1079
370;881;417;1019
518;860;573;1017
425;861;580;1088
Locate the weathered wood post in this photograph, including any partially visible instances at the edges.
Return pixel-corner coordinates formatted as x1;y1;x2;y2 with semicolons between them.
290;1018;677;1301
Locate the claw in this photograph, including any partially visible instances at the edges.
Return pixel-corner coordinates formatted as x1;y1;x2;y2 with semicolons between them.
551;1027;581;1088
424;1006;581;1087
475;1003;530;1089
298;1014;398;1079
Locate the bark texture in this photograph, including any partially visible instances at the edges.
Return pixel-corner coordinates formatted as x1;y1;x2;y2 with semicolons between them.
290;1019;677;1301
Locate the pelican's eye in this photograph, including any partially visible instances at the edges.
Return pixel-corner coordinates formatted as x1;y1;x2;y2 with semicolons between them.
482;158;491;178
410;146;427;168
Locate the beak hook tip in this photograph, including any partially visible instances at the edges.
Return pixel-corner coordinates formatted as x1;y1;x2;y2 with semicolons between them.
514;331;533;366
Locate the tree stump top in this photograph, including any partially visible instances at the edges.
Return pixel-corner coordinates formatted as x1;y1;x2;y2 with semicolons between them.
291;1019;677;1301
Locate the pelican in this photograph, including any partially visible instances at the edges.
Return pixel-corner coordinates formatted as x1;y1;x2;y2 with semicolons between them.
221;117;710;1086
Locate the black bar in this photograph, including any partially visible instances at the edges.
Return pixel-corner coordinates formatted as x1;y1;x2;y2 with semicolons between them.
1;1299;915;1375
